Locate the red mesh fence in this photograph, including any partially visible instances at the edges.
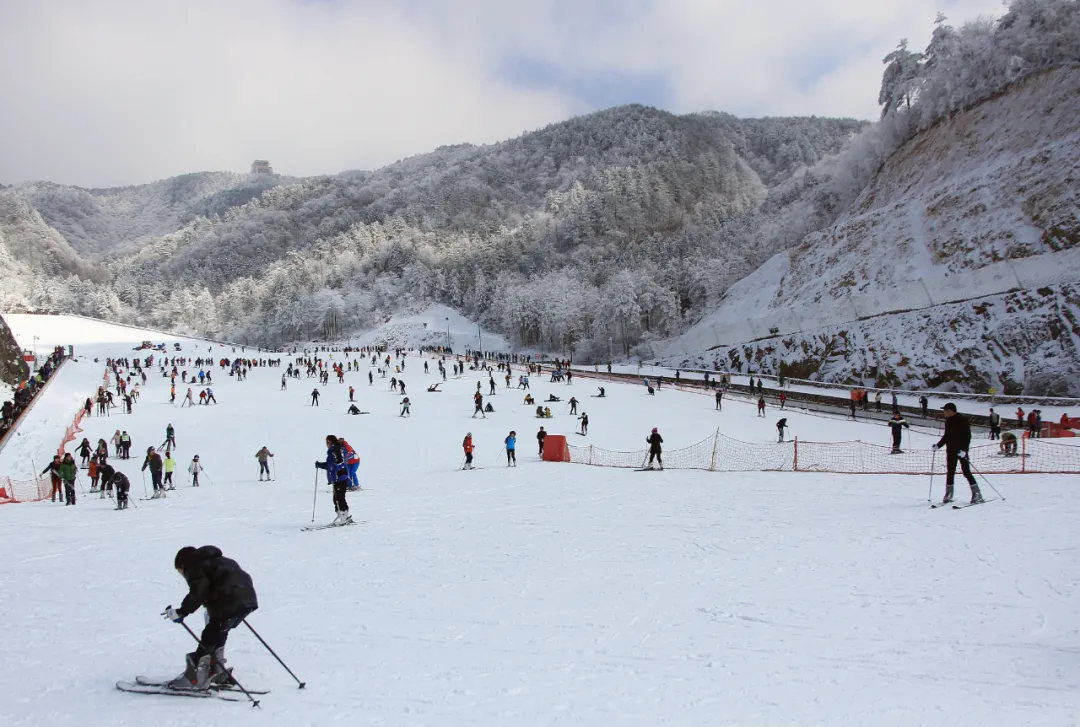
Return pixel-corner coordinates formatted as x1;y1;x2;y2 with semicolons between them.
565;430;1080;476
0;476;51;503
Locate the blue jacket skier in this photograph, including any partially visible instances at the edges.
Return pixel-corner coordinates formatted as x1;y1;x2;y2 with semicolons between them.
315;435;353;525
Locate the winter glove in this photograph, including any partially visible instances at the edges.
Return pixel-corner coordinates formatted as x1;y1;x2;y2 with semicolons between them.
958;450;968;460
931;444;940;450
162;605;183;623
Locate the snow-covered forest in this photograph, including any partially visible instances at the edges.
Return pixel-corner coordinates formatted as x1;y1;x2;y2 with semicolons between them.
1;0;1077;365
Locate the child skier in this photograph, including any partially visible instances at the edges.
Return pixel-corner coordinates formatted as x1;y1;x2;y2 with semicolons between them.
189;455;203;487
163;545;259;691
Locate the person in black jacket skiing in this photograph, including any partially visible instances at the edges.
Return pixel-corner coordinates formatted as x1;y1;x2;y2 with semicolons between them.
887;412;909;453
646;428;663;469
932;402;983;504
98;463;130;509
163;545;259;691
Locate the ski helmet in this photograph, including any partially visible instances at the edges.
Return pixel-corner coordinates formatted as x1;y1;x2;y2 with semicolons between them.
652;428;658;433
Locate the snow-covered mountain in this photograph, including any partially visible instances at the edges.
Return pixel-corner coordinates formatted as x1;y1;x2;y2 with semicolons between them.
661;65;1080;395
0;106;863;347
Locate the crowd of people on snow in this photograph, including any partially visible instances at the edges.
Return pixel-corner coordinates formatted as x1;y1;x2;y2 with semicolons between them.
1;345;66;442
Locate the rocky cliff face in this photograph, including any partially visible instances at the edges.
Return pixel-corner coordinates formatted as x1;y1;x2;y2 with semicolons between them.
663;66;1080;395
0;313;29;388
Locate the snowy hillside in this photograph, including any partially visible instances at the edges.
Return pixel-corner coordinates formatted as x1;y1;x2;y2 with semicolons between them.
337;304;509;352
18;172;286;256
662;65;1080;395
0;315;1076;726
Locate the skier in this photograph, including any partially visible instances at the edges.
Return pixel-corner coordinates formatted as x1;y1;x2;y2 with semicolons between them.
163;545;259;691
142;447;165;498
205;388;217;405
120;430;132;459
568;397;578;415
776;417;788;443
98;463;124;507
163;451;177;490
255;447;274;481
78;438;92;467
462;433;475;469
578;412;589;435
368;371;373;386
919;395;929;417
887;411;909;453
89;455;102;495
472;392;485;418
339;438;361;490
315;435;354;525
645;428;664;470
757;396;766;417
60;452;78;505
164;423;176;451
400;396;411;417
349;386;355;402
189;455;203;487
988;408;1001;440
874;391;882;412
281;374;287;391
537;426;546;455
504;431;517;466
183;388;195;407
347;404;362;415
778;391;786;410
310;389;320;406
715;389;723;411
999;431;1018;456
932;403;984;505
597;387;605;398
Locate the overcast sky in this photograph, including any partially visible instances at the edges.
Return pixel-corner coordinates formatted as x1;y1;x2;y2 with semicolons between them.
0;0;1005;188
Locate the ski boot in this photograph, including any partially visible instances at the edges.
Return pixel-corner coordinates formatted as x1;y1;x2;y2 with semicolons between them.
208;648;237;688
167;652;212;691
941;485;954;505
970;486;985;505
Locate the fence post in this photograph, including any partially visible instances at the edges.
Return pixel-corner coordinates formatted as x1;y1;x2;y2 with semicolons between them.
793;437;799;472
1022;435;1026;474
709;429;720;472
588;445;594;466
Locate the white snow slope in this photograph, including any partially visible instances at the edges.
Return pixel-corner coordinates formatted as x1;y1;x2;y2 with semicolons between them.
327;303;509;353
0;315;1076;727
661;66;1080;395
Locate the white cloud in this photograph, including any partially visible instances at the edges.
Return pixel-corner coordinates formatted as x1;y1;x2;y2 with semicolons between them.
0;0;1009;187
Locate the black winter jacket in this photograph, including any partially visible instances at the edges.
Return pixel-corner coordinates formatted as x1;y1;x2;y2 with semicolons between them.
936;414;972;452
647;433;663;452
178;546;259;619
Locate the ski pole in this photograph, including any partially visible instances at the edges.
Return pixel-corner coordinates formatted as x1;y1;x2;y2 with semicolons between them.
243;620;306;689
174;620;260;708
141;470;149;498
310;470;319;523
272;458;276;481
927;449;936;502
966;458;1006;501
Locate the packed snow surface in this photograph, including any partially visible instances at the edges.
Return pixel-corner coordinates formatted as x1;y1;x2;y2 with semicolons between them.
0;315;1076;727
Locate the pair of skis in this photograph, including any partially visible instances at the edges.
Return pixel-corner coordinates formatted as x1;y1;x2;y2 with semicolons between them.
116;676;268;702
301;519;366;532
930;498;996;509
